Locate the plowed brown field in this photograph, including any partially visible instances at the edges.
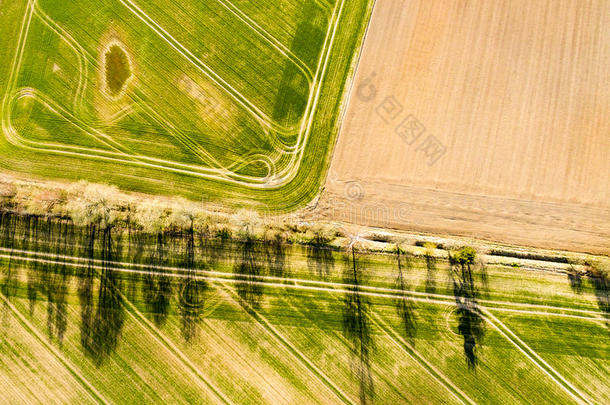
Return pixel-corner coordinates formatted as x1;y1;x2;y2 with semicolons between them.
322;0;610;254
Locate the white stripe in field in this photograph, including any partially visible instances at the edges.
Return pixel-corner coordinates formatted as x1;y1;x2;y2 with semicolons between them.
4;0;350;188
216;283;357;405
117;289;234;405
211;0;314;81
1;248;605;321
0;291;110;404
481;309;596;405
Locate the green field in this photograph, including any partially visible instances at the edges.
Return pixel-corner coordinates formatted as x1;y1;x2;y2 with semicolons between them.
0;214;608;404
0;0;374;209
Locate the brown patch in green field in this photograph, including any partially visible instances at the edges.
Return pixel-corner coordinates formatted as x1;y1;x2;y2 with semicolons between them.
104;45;131;96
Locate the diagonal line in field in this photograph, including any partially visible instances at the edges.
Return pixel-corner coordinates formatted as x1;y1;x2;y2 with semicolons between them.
0;291;110;405
116;289;234;405
314;0;334;12
132;95;222;168
198;316;294;403
118;0;295;135
216;282;357;405
12;88;134;157
481;309;596;405
32;1;89;113
275;287;454;404
290;278;475;404
212;0;314;81
368;310;476;405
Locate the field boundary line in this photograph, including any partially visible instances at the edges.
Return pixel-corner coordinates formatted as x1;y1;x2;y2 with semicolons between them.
482;309;595;405
0;291;109;404
216;282;356;405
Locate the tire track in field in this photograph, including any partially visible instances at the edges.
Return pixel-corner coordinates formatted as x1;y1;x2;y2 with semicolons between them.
481;309;596;405
216;282;356;405
11;88;132;156
118;0;297;135
0;292;109;404
26;2;278;170
1;248;605;321
116;290;234;405
286;279;474;404
6;1;290;183
369;311;476;405
5;0;350;188
212;0;314;81
32;0;89;113
276;288;452;404
2;250;603;402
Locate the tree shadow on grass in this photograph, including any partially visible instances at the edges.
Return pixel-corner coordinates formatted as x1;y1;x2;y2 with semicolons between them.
235;232;264;310
178;223;207;343
394;247;416;344
449;248;485;370
585;263;609;326
342;247;375;405
79;225;125;366
143;231;172;328
307;233;335;278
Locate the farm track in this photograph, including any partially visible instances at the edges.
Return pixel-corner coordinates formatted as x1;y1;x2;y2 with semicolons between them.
1;247;605;321
216;283;356;405
482;309;596;405
2;0;355;188
275;285;470;404
0;290;110;404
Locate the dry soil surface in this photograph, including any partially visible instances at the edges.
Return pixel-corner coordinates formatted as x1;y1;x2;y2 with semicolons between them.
321;0;610;254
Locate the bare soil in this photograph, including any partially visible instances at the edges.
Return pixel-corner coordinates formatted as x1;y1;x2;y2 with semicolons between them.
322;0;610;254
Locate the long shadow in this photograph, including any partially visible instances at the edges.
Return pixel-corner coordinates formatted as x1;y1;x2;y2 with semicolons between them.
307;234;335;278
585;263;609;326
567;265;584;295
79;225;125;366
343;247;375;405
424;251;437;294
198;225;220;268
265;233;287;278
124;225;145;302
394;247;416;344
46;219;72;345
27;216;42;315
449;248;485;370
0;212;18;307
143;231;172;328
271;5;324;128
235;232;264;310
178;223;207;343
